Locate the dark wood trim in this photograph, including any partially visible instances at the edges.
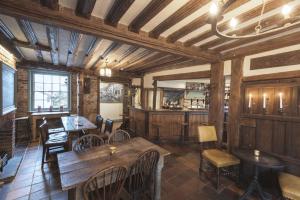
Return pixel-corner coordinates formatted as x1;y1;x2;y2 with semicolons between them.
149;0;210;39
82;37;100;68
143;59;207;74
40;0;59;10
113;46;139;69
128;0;173;33
153;70;211;81
126;53;168;71
228;57;244;150
209;62;224;144
250;50;300;70
141;77;145;109
184;30;212;47
75;0;96;19
153;80;157;110
0;1;217;62
46;26;59;65
243;70;300;82
105;0;135;26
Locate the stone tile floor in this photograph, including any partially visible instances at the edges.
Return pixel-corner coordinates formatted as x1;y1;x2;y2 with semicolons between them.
0;141;277;200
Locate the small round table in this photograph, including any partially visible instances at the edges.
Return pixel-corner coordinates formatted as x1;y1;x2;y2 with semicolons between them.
233;149;284;200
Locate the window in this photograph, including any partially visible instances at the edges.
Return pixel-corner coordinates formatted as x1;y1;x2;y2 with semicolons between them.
30;71;70;111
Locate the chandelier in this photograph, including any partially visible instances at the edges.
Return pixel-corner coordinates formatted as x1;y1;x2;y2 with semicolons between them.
209;0;300;39
100;61;112;77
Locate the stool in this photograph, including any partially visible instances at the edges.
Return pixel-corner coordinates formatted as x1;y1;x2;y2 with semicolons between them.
179;122;188;144
152;123;161;144
15;116;31;141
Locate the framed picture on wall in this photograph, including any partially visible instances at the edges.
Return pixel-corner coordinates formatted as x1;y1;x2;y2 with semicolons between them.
0;62;16;115
100;83;124;103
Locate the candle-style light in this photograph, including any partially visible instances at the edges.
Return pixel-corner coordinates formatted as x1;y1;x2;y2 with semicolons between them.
248;93;252;108
263;93;267;109
279;92;283;109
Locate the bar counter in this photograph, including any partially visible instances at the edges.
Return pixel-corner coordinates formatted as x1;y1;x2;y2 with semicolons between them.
129;107;208;142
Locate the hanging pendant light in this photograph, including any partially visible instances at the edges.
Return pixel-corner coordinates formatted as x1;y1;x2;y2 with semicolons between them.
100;61;112;77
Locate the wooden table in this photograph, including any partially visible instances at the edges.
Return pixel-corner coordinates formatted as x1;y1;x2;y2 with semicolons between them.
57;137;170;200
61;116;97;132
233;149;284;200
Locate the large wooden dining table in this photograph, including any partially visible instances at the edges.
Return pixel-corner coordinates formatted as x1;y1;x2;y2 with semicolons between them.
57;137;170;200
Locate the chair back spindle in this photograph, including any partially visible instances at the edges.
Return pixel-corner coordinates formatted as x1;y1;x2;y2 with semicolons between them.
73;134;104;152
108;130;131;144
83;166;127;200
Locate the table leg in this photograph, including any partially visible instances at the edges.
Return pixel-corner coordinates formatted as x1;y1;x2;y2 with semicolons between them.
239;166;272;200
154;156;164;200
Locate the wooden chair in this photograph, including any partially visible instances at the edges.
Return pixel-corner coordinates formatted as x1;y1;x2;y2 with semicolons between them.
95;115;104;133
83;166;127;200
104;119;114;134
279;172;300;200
198;126;240;190
39;120;69;167
108;130;131;144
124;149;160;200
73;134;104;152
42;117;65;134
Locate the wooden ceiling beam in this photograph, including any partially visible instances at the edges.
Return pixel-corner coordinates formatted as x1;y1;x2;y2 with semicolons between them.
153;70;211;81
113;46;139;68
221;30;300;60
46;26;59;65
66;32;82;67
185;0;289;47
114;49;153;69
200;0;299;50
12;39;51;51
40;0;59;10
91;42;122;70
125;52;168;71
17;19;44;62
0;0;217;62
75;0;96;19
167;0;248;43
149;0;210;39
82;37;101;68
105;0;135;27
130;55;184;72
128;0;173;33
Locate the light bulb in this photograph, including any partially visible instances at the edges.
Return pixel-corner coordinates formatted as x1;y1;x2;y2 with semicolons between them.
282;4;292;17
229;18;238;29
106;68;112;77
209;2;218;16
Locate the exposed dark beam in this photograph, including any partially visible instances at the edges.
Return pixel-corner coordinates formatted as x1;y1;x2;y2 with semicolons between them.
12;39;51;51
0;0;217;62
114;46;139;67
46;26;59;65
66;32;82;67
184;30;212;47
40;0;59;10
115;49;152;69
128;0;173;33
125;52;168;71
91;42;122;69
135;57;187;72
149;0;210;39
17;19;43;62
105;0;135;26
82;37;101;68
75;0;96;19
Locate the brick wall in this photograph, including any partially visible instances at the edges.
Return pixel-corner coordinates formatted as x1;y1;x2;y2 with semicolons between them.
16;68;29;118
0;112;15;158
81;75;98;123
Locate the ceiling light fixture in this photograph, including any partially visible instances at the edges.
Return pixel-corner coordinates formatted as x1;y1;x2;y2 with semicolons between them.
100;60;112;77
210;0;300;39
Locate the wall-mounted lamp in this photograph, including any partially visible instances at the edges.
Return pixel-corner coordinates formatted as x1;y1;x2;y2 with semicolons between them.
279;92;284;113
248;93;252;108
262;93;268;114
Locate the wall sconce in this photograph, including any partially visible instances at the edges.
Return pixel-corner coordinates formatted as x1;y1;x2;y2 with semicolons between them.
248;93;252;113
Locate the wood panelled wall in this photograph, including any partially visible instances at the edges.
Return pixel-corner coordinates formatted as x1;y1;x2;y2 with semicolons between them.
239;77;300;176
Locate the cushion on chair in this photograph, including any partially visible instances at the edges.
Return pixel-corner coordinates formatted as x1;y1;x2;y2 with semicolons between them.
279;172;300;200
49;127;65;134
198;126;218;143
202;149;240;168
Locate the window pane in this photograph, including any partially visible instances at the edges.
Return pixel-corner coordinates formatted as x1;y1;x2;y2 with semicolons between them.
52;75;60;83
44;83;52;91
61;84;68;92
34;83;43;91
34;100;43;109
52;84;60;92
34;92;43;100
44;75;52;83
60;92;68;107
60;77;68;84
52;92;60;107
34;74;43;83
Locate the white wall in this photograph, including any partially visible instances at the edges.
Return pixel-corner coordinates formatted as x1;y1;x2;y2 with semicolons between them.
243;44;300;77
100;103;123;120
